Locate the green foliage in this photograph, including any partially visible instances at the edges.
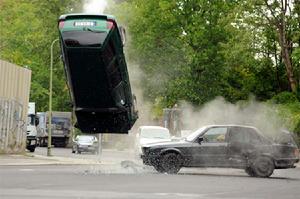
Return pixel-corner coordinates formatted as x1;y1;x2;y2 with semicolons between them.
0;0;82;112
274;102;300;136
1;0;300;132
271;92;298;104
109;0;300;127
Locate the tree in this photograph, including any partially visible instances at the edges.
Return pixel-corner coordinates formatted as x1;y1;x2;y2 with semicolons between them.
251;0;298;93
0;0;82;111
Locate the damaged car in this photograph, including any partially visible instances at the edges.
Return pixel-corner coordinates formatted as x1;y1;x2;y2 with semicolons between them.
141;125;299;177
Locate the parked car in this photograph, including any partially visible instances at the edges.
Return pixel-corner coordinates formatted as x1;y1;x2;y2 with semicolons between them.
141;125;299;177
135;126;171;156
72;135;98;154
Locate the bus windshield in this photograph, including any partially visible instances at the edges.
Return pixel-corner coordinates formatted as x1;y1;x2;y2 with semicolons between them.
62;30;108;47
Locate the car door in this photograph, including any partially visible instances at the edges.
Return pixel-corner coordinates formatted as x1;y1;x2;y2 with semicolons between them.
227;127;258;167
191;127;229;167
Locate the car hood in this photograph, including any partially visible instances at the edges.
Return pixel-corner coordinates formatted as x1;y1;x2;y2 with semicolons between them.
143;139;190;148
139;138;172;146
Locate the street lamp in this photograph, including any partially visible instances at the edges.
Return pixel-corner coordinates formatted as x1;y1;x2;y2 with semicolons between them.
47;38;59;156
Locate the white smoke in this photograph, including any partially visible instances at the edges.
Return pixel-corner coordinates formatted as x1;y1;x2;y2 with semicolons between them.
179;97;285;138
83;0;108;14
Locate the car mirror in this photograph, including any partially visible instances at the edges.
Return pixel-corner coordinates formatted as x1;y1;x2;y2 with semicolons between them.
198;137;204;144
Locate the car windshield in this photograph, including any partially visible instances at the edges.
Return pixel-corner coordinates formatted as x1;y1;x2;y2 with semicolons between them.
185;126;207;142
140;128;170;139
27;115;35;126
77;136;94;142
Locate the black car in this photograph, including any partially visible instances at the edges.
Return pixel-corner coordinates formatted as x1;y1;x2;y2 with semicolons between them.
141;125;299;177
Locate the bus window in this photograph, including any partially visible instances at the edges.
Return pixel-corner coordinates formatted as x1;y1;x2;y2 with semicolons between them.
62;30;107;47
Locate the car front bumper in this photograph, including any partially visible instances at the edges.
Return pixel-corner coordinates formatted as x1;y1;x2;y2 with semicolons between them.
141;154;160;166
78;145;97;152
26;137;37;147
274;158;299;169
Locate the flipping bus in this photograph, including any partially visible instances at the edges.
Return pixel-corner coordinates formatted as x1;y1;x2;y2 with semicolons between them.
58;14;138;134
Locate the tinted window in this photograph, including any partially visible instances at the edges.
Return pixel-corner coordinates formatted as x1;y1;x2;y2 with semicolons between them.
203;127;227;143
27;115;35;126
229;127;246;143
244;128;262;144
229;127;262;144
62;30;107;47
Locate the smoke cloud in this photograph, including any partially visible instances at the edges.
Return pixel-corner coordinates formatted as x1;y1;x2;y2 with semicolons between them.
83;0;107;14
179;97;285;138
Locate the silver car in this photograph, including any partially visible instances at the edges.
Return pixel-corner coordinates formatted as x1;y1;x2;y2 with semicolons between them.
72;135;98;154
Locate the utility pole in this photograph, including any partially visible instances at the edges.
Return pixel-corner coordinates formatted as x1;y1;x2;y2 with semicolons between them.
47;38;59;157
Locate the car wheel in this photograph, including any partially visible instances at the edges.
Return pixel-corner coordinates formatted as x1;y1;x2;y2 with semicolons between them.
252;156;274;178
29;147;35;153
161;153;182;174
245;167;256;177
153;164;166;173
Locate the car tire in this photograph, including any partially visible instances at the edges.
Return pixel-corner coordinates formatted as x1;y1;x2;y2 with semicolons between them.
161;153;182;174
245;167;256;177
252;156;274;178
154;164;166;173
29;147;35;153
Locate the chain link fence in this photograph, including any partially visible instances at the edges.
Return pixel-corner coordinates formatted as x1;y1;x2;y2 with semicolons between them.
0;98;26;153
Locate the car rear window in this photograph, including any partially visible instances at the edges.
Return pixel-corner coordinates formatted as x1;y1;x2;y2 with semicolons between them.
62;30;107;47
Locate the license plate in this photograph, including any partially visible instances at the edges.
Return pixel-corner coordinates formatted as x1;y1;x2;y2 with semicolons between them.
74;21;96;27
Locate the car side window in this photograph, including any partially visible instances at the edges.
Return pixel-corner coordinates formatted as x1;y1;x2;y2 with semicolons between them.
245;128;262;144
202;127;227;143
229;127;246;143
229;127;262;145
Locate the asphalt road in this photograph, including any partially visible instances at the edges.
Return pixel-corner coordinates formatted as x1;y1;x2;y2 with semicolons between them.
1;147;300;199
1;164;300;199
33;147;138;163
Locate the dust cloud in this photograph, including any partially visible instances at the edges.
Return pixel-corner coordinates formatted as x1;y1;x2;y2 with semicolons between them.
82;0;107;14
179;97;285;138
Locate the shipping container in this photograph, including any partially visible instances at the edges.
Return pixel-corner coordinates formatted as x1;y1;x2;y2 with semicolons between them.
0;60;31;153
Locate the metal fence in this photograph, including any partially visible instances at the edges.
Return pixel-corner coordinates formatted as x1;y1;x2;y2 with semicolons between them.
0;98;26;153
0;60;31;153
